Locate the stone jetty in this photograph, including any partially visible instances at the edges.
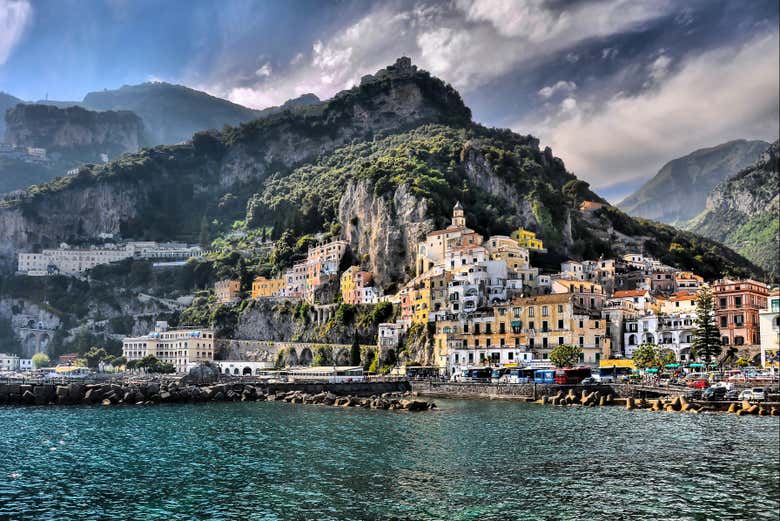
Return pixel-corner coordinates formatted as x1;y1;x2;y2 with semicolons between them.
532;389;779;416
0;381;434;411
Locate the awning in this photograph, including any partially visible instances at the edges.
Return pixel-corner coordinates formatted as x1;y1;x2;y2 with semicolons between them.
688;363;704;368
665;363;680;368
645;368;659;373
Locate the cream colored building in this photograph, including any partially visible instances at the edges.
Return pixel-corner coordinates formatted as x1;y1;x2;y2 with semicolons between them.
122;321;215;373
760;290;779;371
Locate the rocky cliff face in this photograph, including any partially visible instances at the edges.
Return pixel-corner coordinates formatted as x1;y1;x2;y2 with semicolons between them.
619;139;769;225
0;57;765;287
4;104;144;158
687;140;779;277
338;181;433;288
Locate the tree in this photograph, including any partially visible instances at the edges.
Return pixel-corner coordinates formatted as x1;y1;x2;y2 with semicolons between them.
199;214;210;249
83;347;110;369
632;343;660;370
350;332;361;366
691;287;722;364
549;344;582;368
31;352;50;369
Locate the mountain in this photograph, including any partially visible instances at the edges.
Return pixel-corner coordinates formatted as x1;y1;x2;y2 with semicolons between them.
619;139;769;225
5;104;144;159
0;58;763;287
687;140;779;278
0;92;24;138
82;82;318;145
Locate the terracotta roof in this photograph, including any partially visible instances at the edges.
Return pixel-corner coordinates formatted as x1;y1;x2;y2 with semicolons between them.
613;289;648;298
670;294;697;302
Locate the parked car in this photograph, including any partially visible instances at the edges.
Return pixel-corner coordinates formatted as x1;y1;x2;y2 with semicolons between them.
738;388;766;401
702;387;727;401
688;379;709;389
684;389;702;400
724;389;740;401
580;377;597;385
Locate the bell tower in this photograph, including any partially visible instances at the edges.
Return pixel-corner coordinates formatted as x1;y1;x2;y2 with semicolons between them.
452;201;465;228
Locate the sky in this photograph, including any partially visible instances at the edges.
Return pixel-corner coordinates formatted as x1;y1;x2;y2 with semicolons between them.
1;0;778;201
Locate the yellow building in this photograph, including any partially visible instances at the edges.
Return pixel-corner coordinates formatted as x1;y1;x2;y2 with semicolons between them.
507;293;605;365
412;279;432;324
511;227;545;252
215;279;241;304
251;276;285;299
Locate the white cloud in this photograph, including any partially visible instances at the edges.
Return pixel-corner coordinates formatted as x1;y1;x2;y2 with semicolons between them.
517;31;780;190
538;80;577;99
255;63;272;78
647;54;671;82
0;0;32;65
205;0;672;109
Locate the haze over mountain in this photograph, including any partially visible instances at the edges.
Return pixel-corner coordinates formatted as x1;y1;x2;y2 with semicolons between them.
619;139;770;225
687;140;779;278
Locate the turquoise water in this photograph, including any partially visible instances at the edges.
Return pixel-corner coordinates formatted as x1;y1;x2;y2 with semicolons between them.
0;400;778;521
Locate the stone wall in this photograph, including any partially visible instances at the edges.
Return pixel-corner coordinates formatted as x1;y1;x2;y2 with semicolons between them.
410;381;655;399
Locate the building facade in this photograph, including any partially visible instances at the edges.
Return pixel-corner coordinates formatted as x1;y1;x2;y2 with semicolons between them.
759;290;779;370
122;321;215;373
713;279;769;349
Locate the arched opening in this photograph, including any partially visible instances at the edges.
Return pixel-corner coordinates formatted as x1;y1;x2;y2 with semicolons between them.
628;334;636;346
233;368;240;375
224;368;231;374
284;350;299;367
39;333;51;349
242;367;252;375
299;348;313;366
27;319;35;328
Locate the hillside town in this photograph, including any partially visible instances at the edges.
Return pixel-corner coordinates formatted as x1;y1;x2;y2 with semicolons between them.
4;202;779;381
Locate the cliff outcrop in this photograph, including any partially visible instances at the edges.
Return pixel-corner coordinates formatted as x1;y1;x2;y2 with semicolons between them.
4;104;144;159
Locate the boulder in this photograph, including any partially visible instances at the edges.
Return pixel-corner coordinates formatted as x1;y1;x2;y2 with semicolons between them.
101;399;111;406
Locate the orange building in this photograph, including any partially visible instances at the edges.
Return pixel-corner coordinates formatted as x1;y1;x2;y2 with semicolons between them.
713;279;770;347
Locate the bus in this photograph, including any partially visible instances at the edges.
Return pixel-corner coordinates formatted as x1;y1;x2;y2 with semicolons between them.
508;368;536;384
554;367;592;385
534;369;556;384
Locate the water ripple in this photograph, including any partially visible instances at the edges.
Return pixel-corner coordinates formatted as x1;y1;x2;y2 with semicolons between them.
0;400;777;520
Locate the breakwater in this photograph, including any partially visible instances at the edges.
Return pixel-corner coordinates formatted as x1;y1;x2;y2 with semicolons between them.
0;380;411;406
410;380;661;400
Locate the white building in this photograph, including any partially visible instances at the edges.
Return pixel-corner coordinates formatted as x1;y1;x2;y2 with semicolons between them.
0;353;20;372
759;290;779;371
624;312;696;361
122;321;215;373
17;241;203;276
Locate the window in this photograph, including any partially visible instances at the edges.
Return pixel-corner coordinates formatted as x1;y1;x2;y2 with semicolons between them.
508;351;513;360
721;336;729;345
529;321;535;331
463;324;469;333
558;319;564;330
529;339;534;349
485;324;492;334
474;324;480;335
558;305;563;313
734;336;744;346
499;323;505;334
734;315;744;326
719;298;727;308
513;307;521;317
529;308;535;318
542;321;549;332
735;296;742;308
720;317;727;327
542;338;548;348
558;337;564;345
579;336;584;346
542;306;549;317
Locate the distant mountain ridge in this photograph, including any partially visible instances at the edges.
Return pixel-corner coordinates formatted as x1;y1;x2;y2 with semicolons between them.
619;139;769;224
687;140;779;278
